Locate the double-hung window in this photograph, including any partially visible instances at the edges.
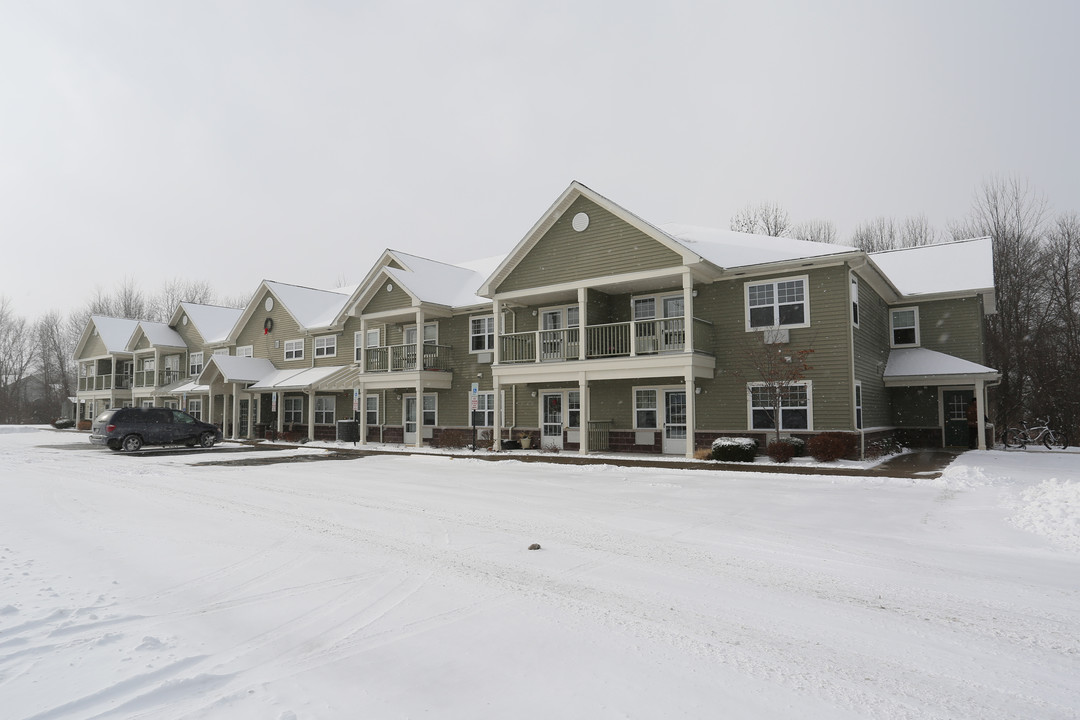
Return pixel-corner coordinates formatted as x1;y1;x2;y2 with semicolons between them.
314;335;336;358
365;395;379;426
187;398;202;420
472;392;495;427
283;397;303;424
851;273;860;327
634;389;658;429
470;316;495;352
746;276;808;329
567;391;581;429
314;396;335;424
355;328;381;362
236;345;253;358
284;339;304;360
854;382;863;430
422;395;437;426
749;383;811;430
890;307;919;347
189;352;203;376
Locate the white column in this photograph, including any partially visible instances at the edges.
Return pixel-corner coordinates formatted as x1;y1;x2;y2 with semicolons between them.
307;388;316;442
579;373;589;455
208;386;216;432
492;299;502;365
975;379;987;451
276;393;284;435
247;392;255;438
684;371;696;459
683;271;694;353
359;382;367;446
415;308;425;447
231;383;240;440
577;287;587;361
359;318;367;372
493;376;502;451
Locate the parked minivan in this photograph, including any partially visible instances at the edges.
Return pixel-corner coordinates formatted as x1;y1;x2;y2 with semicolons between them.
90;407;222;452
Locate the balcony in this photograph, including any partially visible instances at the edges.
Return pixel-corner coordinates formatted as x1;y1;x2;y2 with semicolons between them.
499;318;713;364
360;344;453;373
133;369;187;388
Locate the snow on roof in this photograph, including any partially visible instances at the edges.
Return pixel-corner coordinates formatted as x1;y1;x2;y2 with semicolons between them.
884;348;998;379
385;252;504;308
90;316;140;354
246;366;346;391
180;303;244;344
199;355;277;384
870;237;994;296
660;224;856;269
136;321;186;348
265;281;351;329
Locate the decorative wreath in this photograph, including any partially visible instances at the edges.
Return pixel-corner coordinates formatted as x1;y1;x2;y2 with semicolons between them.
263;318;274;335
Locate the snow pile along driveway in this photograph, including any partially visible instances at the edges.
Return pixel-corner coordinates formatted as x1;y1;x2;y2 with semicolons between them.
1;429;1078;720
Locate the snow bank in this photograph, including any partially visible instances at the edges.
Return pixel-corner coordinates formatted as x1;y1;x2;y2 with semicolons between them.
1010;479;1080;552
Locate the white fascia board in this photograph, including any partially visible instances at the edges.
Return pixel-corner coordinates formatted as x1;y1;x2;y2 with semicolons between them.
883;371;1001;387
490;266;692;303
721;253;863;282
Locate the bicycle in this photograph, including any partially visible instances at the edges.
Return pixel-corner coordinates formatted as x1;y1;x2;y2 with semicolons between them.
1001;418;1069;450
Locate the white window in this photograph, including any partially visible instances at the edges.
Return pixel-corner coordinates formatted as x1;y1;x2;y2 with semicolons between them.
749;382;812;430
284;339;304;360
236;345;254;358
141;357;156;372
314;396;335;424
355;329;382;361
422;394;437;426
633;297;656;320
470;315;495;352
213;348;229;356
850;273;860;328
189;352;204;376
187;398;202;420
634;389;658;429
890;307;919;347
404;323;438;346
471;391;495;427
568;390;580;429
314;335;337;358
746;276;808;330
365;395;379;426
284;397;303;424
854;382;863;430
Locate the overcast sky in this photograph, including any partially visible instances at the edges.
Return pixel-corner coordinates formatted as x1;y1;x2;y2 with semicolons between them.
2;1;1077;321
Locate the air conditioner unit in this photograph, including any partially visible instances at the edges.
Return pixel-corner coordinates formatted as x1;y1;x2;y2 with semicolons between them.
763;327;789;344
477;352;493;364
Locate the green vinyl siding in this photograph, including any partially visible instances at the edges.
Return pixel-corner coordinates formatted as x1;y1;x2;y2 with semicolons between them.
693;265;854;431
853;273;891;428
363;279;414;315
498;196;683;294
134;333;151;351
234;293;307;366
912;297;985;363
81;329;109;358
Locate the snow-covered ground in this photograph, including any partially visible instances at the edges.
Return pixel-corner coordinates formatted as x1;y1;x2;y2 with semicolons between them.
1;427;1078;720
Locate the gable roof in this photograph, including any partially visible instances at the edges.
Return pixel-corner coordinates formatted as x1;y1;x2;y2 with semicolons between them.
383;252;503;308
869;237;995;297
172;303;245;345
883;347;999;386
128;321;186;351
74;316;140;359
196;355;277;385
228;280;352;343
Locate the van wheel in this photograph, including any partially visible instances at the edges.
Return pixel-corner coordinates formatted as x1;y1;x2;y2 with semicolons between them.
199;432;216;448
122;434;143;452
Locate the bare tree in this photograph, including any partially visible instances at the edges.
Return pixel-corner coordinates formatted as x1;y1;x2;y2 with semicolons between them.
731;202;792;237
148;278;217;321
850;217;899;252
790;219;838;244
34;310;76;419
900;214;936;247
0;297;34;422
950;176;1051;429
739;334;814;446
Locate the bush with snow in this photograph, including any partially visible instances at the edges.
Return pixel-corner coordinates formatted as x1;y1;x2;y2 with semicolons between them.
710;436;758;462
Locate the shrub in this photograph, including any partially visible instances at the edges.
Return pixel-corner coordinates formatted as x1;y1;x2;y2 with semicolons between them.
766;439;798;463
432;429;470;449
540;443;561;454
866;436;903;459
806;432;858;462
786;436;806;457
693;447;713;461
710;436;758;462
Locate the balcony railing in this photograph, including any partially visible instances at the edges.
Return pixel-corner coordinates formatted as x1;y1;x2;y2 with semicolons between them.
78;376;112;391
500;318;710;364
363;344;452;373
133;369;187;388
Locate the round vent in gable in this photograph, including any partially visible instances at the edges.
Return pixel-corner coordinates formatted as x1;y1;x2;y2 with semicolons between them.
264;297;274;311
572;212;590;232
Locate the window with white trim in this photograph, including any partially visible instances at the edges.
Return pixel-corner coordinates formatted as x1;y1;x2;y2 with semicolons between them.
470;315;495;352
890;307;919;347
749;383;811;430
568;391;580;429
854;382;863;430
213;348;229;356
314;335;337;357
284;339;304;360
355;329;382;361
471;391;495;427
189;352;204;376
850;273;860;327
187;398;202;420
365;395;379;426
746;276;808;329
404;322;438;346
314;396;335;424
634;389;658;429
422;394;437;426
284;396;303;424
236;345;253;358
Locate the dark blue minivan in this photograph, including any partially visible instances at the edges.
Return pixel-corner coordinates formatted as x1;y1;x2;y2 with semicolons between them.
90;407;221;452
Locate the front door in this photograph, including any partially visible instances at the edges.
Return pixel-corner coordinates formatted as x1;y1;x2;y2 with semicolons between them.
238;399;250;438
662;390;687;455
942;389;973;447
541;392;564;449
404;396;418;445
